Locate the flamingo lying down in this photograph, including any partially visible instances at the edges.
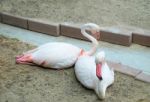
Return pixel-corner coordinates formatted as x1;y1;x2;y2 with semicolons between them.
16;23;100;69
75;51;114;99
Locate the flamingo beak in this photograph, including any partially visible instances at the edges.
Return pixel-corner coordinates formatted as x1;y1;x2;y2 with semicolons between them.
96;63;103;80
92;31;100;40
96;31;100;35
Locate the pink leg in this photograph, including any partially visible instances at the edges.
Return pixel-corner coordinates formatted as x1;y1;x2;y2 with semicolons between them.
16;54;33;65
16;60;34;65
16;48;38;59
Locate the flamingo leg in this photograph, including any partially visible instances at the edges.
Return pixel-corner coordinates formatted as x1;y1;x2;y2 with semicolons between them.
16;60;35;65
16;54;24;59
16;48;38;59
16;54;33;65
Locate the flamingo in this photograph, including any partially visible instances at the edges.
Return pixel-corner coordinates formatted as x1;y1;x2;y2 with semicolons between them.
75;51;114;99
16;23;100;69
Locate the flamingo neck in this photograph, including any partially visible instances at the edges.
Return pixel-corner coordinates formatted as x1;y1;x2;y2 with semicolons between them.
81;27;98;56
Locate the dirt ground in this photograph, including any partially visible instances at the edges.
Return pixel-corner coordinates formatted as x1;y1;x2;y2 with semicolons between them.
0;35;150;102
0;0;150;29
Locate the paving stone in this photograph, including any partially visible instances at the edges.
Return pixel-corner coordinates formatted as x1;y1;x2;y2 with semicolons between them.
135;72;150;83
28;19;60;36
60;23;88;41
60;23;100;41
2;12;28;29
100;26;132;46
107;61;141;77
132;30;150;47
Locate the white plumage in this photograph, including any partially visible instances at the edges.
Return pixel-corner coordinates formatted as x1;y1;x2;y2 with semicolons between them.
75;51;114;99
16;23;100;69
30;42;81;68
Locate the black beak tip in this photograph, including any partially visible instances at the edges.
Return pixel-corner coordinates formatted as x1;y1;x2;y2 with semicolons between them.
99;77;103;80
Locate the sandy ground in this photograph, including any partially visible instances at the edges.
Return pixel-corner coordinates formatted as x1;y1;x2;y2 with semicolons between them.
0;0;150;29
0;35;150;102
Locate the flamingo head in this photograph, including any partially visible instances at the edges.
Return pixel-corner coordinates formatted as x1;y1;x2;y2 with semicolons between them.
95;51;105;80
81;23;100;39
95;51;105;64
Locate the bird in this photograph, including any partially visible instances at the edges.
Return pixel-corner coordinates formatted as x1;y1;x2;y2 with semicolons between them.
16;23;100;69
74;51;114;99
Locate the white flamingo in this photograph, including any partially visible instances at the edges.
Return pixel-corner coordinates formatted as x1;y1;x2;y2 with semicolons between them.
75;51;114;99
16;23;100;69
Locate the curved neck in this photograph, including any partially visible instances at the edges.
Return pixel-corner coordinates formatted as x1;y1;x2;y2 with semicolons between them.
81;27;98;56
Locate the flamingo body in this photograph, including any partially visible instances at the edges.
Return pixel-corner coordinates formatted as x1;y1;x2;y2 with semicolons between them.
32;42;81;68
75;52;114;99
16;42;81;69
75;56;96;89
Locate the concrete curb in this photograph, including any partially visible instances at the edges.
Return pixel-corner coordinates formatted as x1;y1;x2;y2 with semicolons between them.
100;28;132;46
1;12;28;29
107;61;141;77
0;12;150;47
135;72;150;83
60;23;90;41
132;30;150;47
28;19;60;37
107;61;150;83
